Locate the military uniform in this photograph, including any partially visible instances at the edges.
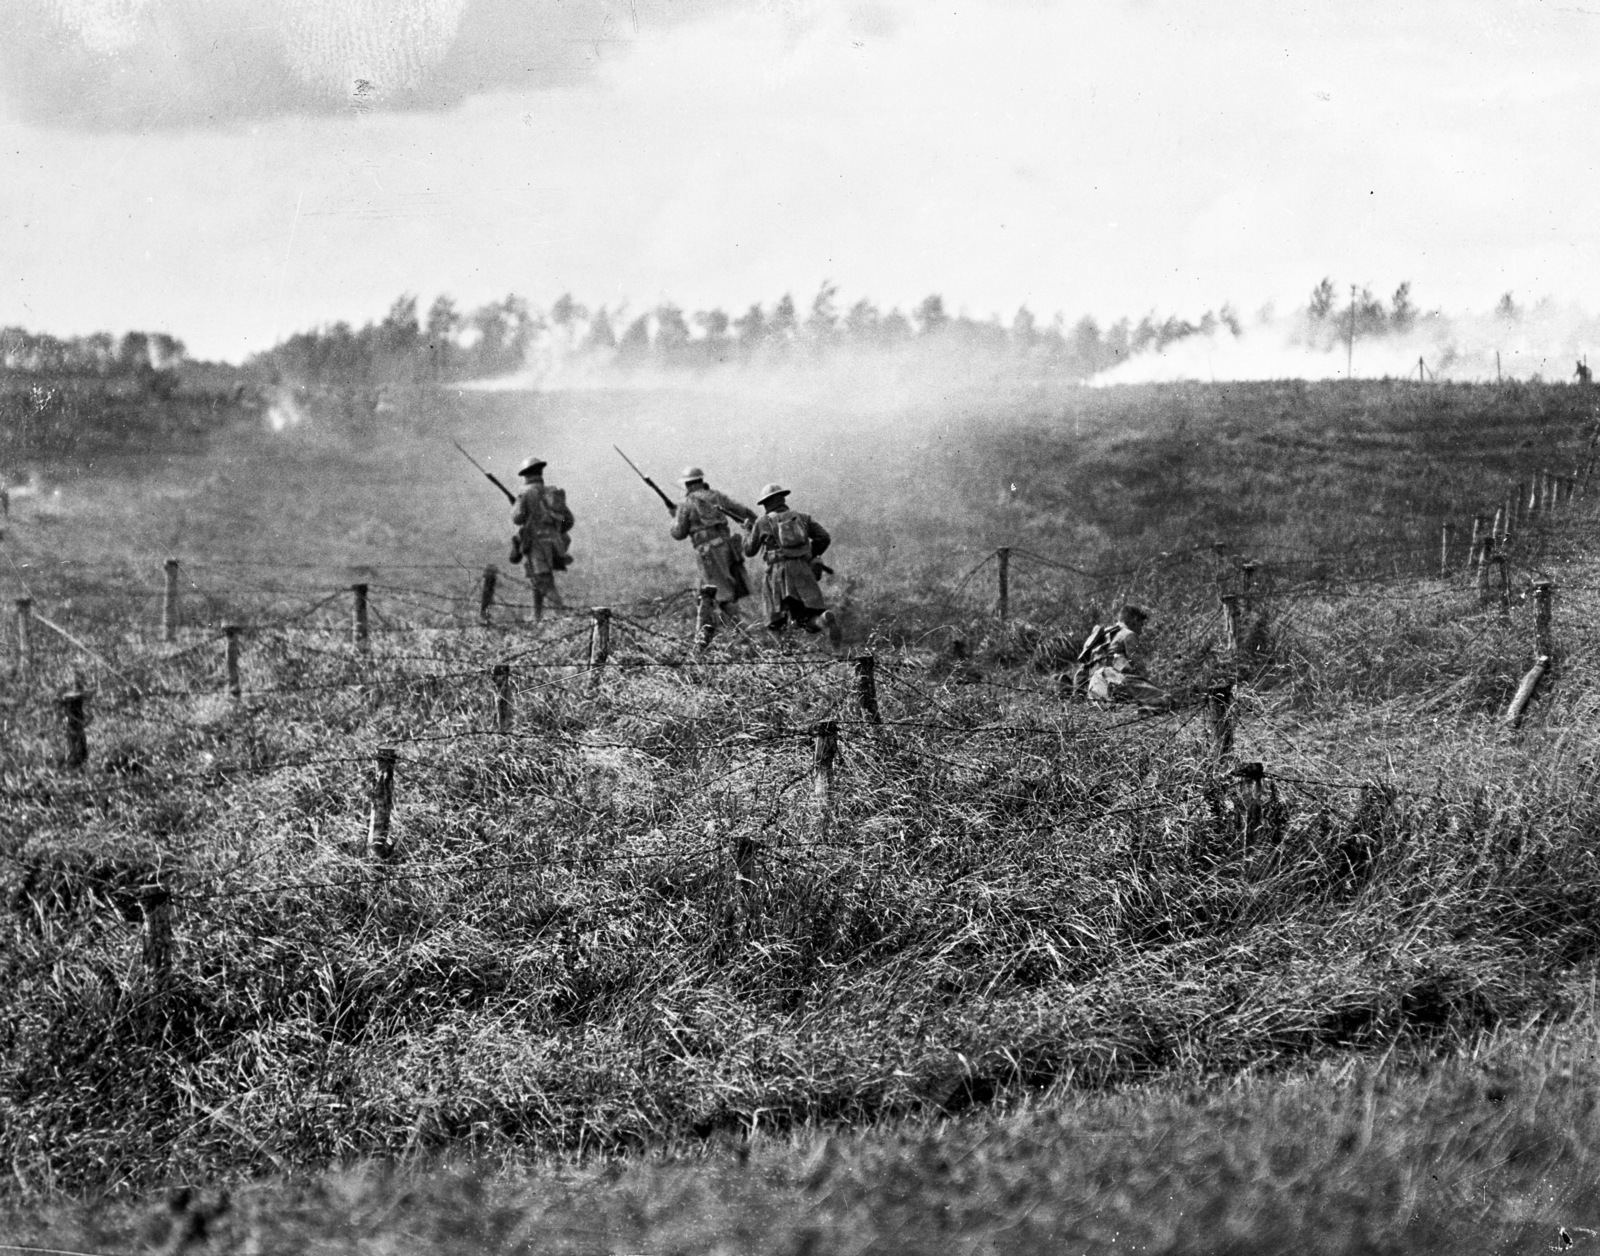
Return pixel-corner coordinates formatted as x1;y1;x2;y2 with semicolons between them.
510;457;574;618
1081;608;1169;710
670;469;756;609
744;483;838;644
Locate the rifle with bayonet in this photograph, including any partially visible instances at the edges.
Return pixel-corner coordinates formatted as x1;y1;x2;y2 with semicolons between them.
613;446;755;528
452;440;517;505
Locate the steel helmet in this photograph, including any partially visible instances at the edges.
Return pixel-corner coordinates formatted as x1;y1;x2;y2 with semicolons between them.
517;456;547;477
680;465;706;484
755;482;789;505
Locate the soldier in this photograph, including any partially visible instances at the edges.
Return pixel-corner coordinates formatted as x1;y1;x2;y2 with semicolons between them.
510;456;574;621
1576;359;1593;387
670;466;756;621
743;483;841;647
1078;605;1171;710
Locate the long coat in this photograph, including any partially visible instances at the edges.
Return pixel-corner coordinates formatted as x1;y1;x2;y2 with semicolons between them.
671;487;755;602
512;479;574;579
744;508;830;617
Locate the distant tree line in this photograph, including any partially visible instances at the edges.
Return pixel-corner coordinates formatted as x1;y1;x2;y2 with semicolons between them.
0;327;189;396
253;285;1273;387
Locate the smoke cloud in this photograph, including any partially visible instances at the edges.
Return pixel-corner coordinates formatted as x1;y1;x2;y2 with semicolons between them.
0;0;731;130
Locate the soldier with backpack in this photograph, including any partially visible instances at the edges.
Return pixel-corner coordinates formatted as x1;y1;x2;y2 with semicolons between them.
1072;605;1171;710
670;466;756;619
743;482;841;647
510;456;574;620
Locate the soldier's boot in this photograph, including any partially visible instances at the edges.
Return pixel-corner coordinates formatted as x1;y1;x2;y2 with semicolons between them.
532;589;545;623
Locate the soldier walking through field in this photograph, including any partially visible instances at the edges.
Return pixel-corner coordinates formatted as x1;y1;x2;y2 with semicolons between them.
670;466;756;620
510;455;574;621
743;482;841;647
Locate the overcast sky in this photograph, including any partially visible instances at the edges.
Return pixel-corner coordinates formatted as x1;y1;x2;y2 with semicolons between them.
2;0;1596;362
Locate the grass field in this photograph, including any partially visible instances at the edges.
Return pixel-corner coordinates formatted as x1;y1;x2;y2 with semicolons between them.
4;376;1600;1251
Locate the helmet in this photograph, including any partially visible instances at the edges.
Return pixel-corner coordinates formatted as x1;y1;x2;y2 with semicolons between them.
755;482;789;505
680;465;706;484
517;456;547;477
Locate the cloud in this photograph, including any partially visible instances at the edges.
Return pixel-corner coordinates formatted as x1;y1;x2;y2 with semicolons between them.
0;0;733;130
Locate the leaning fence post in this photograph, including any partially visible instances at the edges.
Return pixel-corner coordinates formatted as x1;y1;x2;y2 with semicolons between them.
812;719;839;806
1206;683;1235;760
161;558;179;643
996;547;1010;622
1477;536;1494;601
1496;548;1511;612
1491;506;1505;545
1534;581;1554;658
60;689;88;771
352;583;370;654
15;597;33;679
367;747;398;861
222;624;242;700
695;585;719;651
853;653;881;725
589;607;612;679
492;662;512;733
1505;656;1552;730
479;566;498;628
1469;516;1486;573
1440;522;1453;577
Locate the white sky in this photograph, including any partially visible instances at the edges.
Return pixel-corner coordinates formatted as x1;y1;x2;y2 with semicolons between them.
2;0;1597;362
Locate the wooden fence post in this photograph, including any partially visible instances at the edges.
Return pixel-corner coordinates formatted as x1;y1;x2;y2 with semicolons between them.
1440;522;1452;577
1491;506;1505;545
589;607;612;678
1469;516;1486;573
367;747;398;861
479;566;498;628
1241;561;1257;613
1534;581;1554;658
1220;594;1243;663
854;653;881;725
1206;683;1235;760
812;719;839;807
352;583;370;654
1526;479;1539;517
695;584;719;651
162;558;179;643
1501;496;1514;543
492;662;512;732
1477;536;1494;601
223;624;242;700
140;886;173;989
1496;548;1511;612
996;547;1010;622
1505;656;1552;730
60;689;88;770
15;597;32;678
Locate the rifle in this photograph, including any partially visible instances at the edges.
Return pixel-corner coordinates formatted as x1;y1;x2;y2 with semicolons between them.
452;440;516;505
613;446;677;515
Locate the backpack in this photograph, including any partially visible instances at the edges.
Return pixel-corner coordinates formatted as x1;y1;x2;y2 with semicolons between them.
773;510;811;557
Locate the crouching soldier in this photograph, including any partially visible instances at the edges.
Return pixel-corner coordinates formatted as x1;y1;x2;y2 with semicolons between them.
671;466;756;622
1076;605;1171;710
510;456;574;621
744;482;841;648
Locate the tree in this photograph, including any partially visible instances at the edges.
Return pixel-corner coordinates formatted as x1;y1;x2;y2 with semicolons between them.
1390;282;1416;332
1067;316;1102;380
806;281;840;350
769;294;798;343
616;313;652;366
116;331;151;373
733;304;767;358
1308;277;1337;322
913;294;948;335
695;309;732;366
1011;306;1038;351
654;304;691;366
845;299;881;344
584;307;617;352
551;293;589;327
425;296;461;379
378;295;420;357
1496;292;1520;323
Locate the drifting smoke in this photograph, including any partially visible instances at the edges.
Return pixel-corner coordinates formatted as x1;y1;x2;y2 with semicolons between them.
264;387;308;432
1099;302;1600;386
